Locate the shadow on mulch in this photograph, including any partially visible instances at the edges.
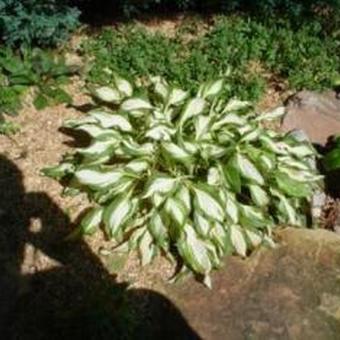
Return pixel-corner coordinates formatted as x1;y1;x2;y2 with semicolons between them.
0;154;201;340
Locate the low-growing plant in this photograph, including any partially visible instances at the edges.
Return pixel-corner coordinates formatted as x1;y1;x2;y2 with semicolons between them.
0;73;24;120
44;75;322;285
0;48;78;113
0;120;20;135
83;17;339;102
323;136;340;172
0;0;80;47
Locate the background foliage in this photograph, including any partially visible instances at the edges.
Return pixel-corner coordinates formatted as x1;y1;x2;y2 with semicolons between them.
83;16;340;101
0;0;80;47
73;0;340;18
323;136;340;172
0;47;78;132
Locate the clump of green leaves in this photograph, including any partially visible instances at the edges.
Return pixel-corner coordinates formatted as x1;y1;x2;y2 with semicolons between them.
44;75;322;285
0;73;24;120
0;120;20;135
0;0;80;47
323;136;340;172
0;48;78;115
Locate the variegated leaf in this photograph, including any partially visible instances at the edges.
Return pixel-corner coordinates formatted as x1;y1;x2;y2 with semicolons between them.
90;110;132;131
193;185;224;222
122;139;154;157
272;190;299;225
223;99;251;113
79;207;103;235
138;230;155;266
287;144;315;157
200;78;224;99
64;116;97;128
151;76;170;100
75;168;124;189
213;113;247;130
103;196;136;237
168;88;189;106
175;185;191;212
164;197;187;227
240;205;268;227
93;86;121;103
177;224;212;274
42;162;74;179
148;210;168;245
145;124;175;141
256;106;285;121
125;159;149;173
77;139;116;156
162;142;192;163
195;115;211;140
230;225;247;257
121;98;153;112
225;192;239;223
245;229;263;248
193;212;211;237
114;75;133;97
235;153;264;185
201;143;226;159
249;184;269;207
74;124;120;139
143;176;177;198
180;97;206;126
260;135;289;155
207;167;221;185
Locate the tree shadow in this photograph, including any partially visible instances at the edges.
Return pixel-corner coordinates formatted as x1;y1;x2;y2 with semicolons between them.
0;154;201;340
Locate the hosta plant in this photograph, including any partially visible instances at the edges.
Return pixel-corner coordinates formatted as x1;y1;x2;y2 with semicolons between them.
44;75;322;286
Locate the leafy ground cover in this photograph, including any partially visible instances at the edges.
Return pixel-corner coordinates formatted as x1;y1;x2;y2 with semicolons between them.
83;15;340;101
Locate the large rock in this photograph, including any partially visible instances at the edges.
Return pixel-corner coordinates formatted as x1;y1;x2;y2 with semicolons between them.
158;228;340;340
282;91;340;145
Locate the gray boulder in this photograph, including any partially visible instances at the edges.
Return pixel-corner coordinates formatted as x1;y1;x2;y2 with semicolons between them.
282;91;340;145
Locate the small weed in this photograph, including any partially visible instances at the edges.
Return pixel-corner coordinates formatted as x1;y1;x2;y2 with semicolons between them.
0;120;20;136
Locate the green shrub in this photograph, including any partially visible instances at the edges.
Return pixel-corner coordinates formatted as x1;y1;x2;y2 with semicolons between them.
0;0;80;47
43;75;321;285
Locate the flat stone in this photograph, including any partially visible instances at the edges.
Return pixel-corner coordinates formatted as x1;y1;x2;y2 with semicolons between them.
282;91;340;145
158;228;340;340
